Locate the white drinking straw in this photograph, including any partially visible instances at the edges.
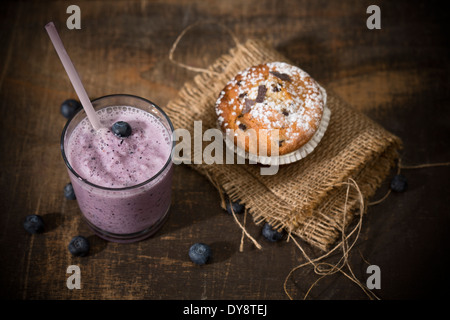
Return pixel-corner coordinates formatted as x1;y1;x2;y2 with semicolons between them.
45;22;103;131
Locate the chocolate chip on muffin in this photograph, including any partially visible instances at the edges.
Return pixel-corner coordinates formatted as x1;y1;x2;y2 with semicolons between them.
215;62;325;156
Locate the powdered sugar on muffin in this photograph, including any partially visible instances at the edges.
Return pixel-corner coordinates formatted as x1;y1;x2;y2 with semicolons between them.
215;62;325;156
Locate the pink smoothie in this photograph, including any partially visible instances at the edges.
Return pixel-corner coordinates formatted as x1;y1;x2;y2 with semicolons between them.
65;105;173;241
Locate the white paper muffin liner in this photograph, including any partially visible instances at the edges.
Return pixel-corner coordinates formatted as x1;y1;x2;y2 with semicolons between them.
223;84;330;166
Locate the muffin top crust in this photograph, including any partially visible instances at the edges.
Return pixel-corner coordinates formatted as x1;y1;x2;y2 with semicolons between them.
215;62;325;156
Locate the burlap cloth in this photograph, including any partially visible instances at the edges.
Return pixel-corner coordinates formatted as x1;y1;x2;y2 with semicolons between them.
165;39;402;251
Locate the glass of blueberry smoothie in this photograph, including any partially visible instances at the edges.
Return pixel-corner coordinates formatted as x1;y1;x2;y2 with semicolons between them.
61;94;174;243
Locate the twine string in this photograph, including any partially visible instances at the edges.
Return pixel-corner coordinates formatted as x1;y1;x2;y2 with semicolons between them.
399;160;450;170
169;21;242;76
285;160;449;299
230;200;262;251
240;208;249;252
284;178;380;300
204;169;262;251
368;159;450;206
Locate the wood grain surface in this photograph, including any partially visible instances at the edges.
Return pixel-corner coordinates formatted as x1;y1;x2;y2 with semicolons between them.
0;0;449;300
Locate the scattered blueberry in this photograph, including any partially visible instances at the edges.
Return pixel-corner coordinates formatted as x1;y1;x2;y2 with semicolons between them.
189;243;211;265
262;223;284;242
60;99;82;119
111;121;132;138
23;214;45;234
68;236;90;257
390;174;408;192
64;183;76;200
225;198;245;214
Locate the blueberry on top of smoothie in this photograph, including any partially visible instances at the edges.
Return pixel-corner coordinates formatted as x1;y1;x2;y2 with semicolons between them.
111;121;132;138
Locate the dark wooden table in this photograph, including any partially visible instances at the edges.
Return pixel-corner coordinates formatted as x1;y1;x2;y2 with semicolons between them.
1;0;449;301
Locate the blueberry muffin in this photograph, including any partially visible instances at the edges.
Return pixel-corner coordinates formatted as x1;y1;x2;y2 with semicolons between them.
215;62;325;156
